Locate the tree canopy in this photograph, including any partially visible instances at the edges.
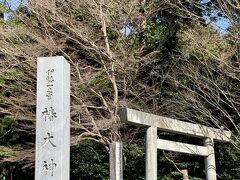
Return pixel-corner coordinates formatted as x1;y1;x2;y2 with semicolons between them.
0;0;239;179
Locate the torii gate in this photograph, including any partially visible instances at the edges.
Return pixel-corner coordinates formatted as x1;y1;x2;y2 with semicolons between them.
114;108;231;180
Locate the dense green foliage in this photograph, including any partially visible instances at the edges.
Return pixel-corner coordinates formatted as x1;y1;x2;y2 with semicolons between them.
4;140;239;179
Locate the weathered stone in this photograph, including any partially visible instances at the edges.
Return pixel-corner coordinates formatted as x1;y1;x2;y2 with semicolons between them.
204;138;216;180
35;56;70;180
118;108;231;142
157;139;208;156
110;142;123;180
146;126;157;180
118;108;231;180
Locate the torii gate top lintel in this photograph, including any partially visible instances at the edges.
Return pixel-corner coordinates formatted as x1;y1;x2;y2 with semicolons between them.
118;107;231;142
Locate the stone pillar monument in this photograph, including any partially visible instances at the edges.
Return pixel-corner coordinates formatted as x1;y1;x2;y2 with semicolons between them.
35;56;70;180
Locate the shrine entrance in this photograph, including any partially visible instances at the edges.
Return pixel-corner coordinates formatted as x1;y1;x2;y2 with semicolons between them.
34;56;231;180
117;108;231;180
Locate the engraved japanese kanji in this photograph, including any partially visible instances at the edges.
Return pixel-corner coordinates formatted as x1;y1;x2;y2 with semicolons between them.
42;159;57;176
43;132;56;147
42;107;57;121
46;69;54;100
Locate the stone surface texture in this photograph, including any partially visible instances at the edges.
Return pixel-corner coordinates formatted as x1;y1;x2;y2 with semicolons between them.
35;56;70;180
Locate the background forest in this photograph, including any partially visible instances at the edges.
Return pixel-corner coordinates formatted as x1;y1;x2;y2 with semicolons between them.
0;0;239;179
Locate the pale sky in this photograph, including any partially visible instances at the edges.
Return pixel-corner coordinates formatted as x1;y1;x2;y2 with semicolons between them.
9;0;20;10
0;0;21;10
2;0;230;35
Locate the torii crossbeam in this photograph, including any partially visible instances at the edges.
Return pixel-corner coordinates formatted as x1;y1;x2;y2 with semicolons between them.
118;108;231;180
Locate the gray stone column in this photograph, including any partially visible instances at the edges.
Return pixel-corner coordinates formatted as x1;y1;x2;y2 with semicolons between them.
35;56;70;180
180;169;189;180
146;126;157;180
204;138;217;180
110;142;123;180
